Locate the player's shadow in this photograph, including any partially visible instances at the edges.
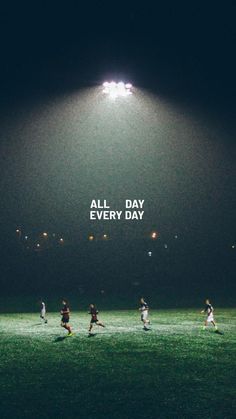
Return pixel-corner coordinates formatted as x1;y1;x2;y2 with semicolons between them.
32;323;44;326
54;336;68;342
215;330;224;335
88;333;96;338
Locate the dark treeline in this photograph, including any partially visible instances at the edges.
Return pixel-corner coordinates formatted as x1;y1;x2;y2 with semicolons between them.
0;237;235;311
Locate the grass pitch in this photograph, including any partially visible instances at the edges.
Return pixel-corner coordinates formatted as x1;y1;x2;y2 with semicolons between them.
0;309;236;419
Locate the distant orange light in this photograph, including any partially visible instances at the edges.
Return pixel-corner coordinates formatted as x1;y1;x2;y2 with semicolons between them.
89;235;94;241
59;238;64;243
151;231;158;239
42;232;48;237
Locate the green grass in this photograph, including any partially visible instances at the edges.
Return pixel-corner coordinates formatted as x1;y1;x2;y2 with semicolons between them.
0;309;236;418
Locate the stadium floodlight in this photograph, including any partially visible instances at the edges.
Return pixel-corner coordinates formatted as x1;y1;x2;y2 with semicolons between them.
102;81;132;98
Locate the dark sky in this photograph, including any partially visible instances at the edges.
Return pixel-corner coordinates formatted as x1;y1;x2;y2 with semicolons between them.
0;2;236;99
0;2;235;242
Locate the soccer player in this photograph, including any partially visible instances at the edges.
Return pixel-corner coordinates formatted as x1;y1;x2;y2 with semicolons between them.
60;299;73;336
139;297;150;330
40;300;48;323
201;299;218;330
88;304;105;334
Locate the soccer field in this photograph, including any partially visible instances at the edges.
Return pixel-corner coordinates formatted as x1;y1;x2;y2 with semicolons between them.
0;309;236;419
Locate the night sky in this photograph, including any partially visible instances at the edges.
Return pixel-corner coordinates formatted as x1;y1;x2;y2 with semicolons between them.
0;2;235;246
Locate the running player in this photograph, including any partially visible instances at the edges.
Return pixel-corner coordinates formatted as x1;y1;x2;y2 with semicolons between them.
201;299;218;330
40;300;47;323
88;304;105;334
60;299;73;336
139;297;150;330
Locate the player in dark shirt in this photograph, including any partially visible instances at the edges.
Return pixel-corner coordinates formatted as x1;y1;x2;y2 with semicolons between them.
201;299;217;330
139;297;150;330
60;299;73;336
88;304;105;334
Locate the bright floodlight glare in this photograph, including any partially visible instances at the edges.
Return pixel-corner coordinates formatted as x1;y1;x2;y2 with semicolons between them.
102;81;132;98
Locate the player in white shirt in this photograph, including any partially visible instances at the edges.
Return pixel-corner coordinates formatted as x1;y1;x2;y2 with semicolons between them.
139;297;150;330
40;300;48;324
